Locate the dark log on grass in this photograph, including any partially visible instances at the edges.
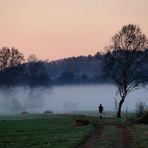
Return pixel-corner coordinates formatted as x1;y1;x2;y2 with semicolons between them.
75;119;89;126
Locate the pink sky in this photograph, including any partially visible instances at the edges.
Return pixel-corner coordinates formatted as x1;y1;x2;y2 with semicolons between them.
0;0;148;61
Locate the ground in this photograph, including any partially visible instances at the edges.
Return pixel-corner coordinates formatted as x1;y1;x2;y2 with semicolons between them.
78;118;133;148
0;114;147;148
0;114;93;148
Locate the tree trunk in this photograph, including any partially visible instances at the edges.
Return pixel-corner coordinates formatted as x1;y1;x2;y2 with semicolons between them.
117;97;125;118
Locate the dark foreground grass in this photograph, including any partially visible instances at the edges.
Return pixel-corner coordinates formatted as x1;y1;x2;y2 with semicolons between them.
131;124;148;148
0;114;93;148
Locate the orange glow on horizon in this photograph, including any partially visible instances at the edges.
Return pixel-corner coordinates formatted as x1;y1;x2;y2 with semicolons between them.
0;0;148;61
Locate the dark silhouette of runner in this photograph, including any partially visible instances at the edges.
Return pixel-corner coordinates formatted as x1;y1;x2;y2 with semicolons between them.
98;104;104;118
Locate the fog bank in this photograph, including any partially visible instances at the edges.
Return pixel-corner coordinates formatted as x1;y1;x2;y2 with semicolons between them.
0;85;147;114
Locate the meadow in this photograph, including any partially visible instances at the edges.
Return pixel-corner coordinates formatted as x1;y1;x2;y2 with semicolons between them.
0;113;147;148
0;114;93;148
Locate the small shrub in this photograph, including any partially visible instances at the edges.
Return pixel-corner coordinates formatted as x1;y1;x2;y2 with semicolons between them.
43;110;53;114
137;110;148;124
135;101;146;117
21;111;28;115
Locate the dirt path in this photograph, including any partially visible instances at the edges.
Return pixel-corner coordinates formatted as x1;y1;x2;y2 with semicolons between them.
78;118;133;148
117;124;133;148
78;123;104;148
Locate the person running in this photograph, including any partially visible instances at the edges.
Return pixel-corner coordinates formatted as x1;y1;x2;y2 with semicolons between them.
98;104;104;118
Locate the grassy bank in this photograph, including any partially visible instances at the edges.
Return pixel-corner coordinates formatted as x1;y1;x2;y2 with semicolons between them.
0;114;93;148
131;124;148;148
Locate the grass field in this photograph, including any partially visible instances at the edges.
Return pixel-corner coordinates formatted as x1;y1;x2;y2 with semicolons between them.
0;114;147;148
0;114;93;148
131;124;148;148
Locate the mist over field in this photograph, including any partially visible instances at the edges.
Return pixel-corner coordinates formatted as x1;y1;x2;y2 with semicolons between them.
0;87;50;113
0;84;147;114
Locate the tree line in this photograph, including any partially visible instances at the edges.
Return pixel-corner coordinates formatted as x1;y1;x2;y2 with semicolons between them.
0;48;105;86
0;42;148;89
0;48;49;87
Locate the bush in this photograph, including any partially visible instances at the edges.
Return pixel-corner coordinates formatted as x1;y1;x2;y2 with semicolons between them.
137;110;148;124
135;101;146;117
21;111;28;115
43;110;53;114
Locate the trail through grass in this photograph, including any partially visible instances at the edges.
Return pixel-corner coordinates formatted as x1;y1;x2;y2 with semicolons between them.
0;114;147;148
78;118;143;148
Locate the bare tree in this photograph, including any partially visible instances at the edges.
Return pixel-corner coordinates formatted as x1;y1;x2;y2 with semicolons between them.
0;47;10;70
9;47;24;67
104;24;148;118
0;47;24;69
109;24;148;51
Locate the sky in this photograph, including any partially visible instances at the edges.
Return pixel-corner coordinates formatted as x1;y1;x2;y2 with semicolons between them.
0;0;148;61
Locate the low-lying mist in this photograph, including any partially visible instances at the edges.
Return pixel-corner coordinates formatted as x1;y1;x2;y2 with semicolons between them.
0;84;147;114
0;86;51;113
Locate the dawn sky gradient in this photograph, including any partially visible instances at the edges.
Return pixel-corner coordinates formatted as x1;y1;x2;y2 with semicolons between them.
0;0;148;60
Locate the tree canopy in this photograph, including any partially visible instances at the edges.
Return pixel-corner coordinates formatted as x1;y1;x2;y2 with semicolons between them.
109;24;148;51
